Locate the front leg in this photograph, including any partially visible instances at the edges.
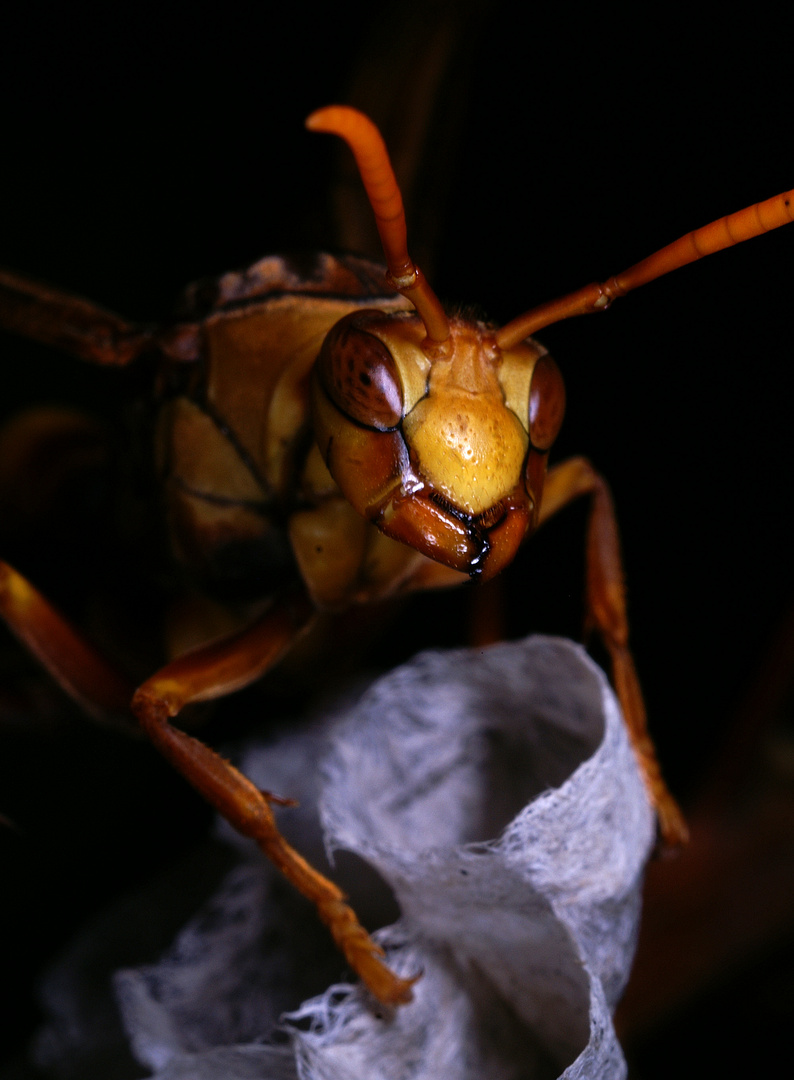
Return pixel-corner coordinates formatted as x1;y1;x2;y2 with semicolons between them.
128;591;416;1005
539;457;688;847
0;562;416;1004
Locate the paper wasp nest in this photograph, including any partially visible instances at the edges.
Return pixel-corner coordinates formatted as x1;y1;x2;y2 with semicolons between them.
34;637;654;1080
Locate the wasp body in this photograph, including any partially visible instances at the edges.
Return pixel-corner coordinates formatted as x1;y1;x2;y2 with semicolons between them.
0;104;791;1006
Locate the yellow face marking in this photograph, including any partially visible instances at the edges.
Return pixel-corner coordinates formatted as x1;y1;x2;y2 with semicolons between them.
399;324;529;516
403;391;528;515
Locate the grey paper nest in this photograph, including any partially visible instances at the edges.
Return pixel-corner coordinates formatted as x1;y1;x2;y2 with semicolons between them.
34;636;654;1080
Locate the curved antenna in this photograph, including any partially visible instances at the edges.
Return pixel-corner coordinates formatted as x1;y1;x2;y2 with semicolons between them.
495;188;794;351
306;106;450;353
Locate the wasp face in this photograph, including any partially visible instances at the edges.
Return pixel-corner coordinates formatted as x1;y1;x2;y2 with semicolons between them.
312;309;565;580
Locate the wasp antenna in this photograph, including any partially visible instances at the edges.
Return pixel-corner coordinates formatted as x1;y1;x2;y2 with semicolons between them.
495;187;794;351
307;106;450;352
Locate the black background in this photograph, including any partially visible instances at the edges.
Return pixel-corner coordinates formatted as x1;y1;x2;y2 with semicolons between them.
1;3;792;1075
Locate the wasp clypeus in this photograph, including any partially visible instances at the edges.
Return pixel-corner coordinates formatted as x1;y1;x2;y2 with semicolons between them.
0;105;792;1006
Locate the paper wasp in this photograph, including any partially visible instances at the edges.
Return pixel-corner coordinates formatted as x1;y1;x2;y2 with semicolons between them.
0;105;791;1004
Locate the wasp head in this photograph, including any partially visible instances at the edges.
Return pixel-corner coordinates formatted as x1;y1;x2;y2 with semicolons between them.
311;308;565;580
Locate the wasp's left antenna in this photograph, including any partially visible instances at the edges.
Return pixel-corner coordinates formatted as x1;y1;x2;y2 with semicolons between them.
495;188;794;350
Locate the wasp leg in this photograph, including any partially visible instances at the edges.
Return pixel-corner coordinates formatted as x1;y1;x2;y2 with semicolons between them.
539;457;689;848
0;560;134;727
130;590;417;1006
0;268;151;365
0;564;416;1003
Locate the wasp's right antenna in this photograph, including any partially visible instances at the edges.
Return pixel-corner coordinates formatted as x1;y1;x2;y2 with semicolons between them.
307;106;451;356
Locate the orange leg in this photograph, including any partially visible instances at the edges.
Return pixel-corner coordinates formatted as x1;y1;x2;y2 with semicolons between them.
539;457;689;847
130;592;415;1004
0;560;134;726
0;268;152;365
0;562;416;1004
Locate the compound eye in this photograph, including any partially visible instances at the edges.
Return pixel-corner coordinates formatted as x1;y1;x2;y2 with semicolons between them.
317;310;404;431
528;355;566;451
